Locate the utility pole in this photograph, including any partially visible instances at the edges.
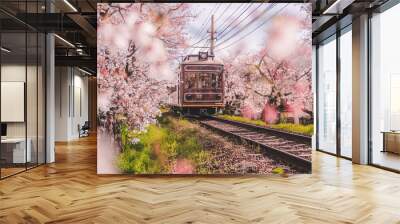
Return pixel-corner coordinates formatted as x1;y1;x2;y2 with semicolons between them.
209;14;215;56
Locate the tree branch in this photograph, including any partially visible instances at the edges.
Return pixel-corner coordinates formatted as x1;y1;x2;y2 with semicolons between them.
296;68;311;81
254;89;268;97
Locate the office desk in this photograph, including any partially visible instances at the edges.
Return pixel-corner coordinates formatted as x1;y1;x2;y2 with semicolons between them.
1;138;31;163
382;131;400;154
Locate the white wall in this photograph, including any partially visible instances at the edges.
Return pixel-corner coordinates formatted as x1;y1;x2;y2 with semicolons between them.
55;66;69;141
1;65;40;137
54;67;89;141
72;73;89;138
1;65;26;138
1;63;46;164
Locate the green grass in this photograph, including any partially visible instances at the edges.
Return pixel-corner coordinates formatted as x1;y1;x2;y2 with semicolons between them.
117;116;211;174
218;115;267;126
218;115;314;136
269;123;314;136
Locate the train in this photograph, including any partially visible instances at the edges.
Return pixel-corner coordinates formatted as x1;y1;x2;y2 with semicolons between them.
173;51;224;115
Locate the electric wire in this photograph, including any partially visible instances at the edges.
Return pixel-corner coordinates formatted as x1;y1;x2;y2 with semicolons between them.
188;3;222;54
217;3;255;39
215;4;289;52
216;3;246;33
215;4;276;47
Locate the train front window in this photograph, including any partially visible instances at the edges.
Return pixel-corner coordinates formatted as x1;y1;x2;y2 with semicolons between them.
211;73;221;89
199;73;212;89
184;71;222;90
185;72;196;89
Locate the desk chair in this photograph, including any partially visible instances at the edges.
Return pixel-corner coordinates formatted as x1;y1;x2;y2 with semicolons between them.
79;121;90;138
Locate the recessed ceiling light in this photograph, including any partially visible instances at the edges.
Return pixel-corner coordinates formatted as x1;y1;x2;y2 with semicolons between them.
63;0;78;12
322;0;355;15
1;47;11;53
54;34;75;48
78;67;93;76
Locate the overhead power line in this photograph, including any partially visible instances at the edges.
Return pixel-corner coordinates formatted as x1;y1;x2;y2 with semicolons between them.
194;4;225;43
187;36;209;48
192;3;219;39
215;4;289;52
216;3;246;33
215;3;276;48
188;3;222;54
217;3;255;39
213;3;233;25
191;4;221;44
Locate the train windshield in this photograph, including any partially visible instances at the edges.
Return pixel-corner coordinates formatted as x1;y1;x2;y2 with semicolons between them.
184;72;222;90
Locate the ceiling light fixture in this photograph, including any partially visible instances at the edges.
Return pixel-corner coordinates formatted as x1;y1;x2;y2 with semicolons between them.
78;67;93;76
54;34;75;48
322;0;341;14
63;0;78;12
1;47;11;53
322;0;354;15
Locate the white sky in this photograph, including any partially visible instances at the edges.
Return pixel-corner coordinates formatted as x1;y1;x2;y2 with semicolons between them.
182;3;308;59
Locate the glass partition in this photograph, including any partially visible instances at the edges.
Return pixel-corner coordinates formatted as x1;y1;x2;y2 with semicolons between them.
1;30;28;177
317;35;337;154
370;3;400;171
0;1;46;179
339;27;352;158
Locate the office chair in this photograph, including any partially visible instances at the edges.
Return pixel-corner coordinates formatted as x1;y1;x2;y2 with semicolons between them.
79;121;90;138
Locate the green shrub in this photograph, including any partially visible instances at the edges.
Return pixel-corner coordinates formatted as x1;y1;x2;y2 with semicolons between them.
135;125;167;147
117;124;166;174
117;116;208;174
161;131;178;157
117;147;162;174
117;149;136;172
176;136;202;158
269;123;314;136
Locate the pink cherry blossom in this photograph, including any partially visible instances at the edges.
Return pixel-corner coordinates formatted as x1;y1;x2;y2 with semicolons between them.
172;159;194;174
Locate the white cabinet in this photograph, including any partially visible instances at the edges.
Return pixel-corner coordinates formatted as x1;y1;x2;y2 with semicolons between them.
1;138;32;163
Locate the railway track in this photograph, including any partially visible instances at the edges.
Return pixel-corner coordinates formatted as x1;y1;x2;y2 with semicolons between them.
199;116;312;173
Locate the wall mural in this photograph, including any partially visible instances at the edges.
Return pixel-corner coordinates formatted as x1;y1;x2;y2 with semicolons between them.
97;3;313;175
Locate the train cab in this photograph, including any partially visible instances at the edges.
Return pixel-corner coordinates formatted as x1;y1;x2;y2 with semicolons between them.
178;52;224;114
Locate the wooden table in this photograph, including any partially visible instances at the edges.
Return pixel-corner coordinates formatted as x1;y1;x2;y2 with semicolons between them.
382;131;400;154
1;138;31;164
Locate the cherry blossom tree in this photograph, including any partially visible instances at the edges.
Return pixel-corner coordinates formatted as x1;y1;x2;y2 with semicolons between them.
97;3;193;134
221;8;312;124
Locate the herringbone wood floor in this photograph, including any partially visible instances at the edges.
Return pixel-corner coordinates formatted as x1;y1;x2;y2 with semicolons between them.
1;135;400;224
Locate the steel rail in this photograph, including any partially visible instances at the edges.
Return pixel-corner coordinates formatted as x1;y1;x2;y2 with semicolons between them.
205;116;312;146
199;118;312;173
